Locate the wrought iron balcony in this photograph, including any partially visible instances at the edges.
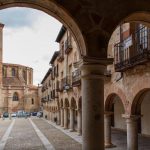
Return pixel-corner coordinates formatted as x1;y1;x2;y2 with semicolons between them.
41;97;48;103
65;39;72;54
72;69;81;87
63;76;72;90
114;26;150;72
57;51;64;62
41;86;46;93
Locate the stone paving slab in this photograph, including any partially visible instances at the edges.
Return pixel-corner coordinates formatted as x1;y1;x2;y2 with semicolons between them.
4;118;46;150
32;118;82;150
42;119;150;150
43;119;82;144
0;119;12;140
106;129;150;150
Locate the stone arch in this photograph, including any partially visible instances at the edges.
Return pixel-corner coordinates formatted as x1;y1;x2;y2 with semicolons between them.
0;0;86;57
131;88;150;135
60;99;63;108
64;98;69;108
70;97;77;109
105;85;127;112
105;93;126;129
124;12;150;28
131;88;150;115
105;93;125;112
13;92;19;101
128;77;150;114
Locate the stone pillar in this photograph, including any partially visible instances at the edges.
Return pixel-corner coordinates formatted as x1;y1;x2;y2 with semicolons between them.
80;57;112;150
57;110;61;125
49;112;51;120
70;108;74;131
124;115;139;150
64;108;68;129
61;108;64;127
104;112;115;148
77;109;82;135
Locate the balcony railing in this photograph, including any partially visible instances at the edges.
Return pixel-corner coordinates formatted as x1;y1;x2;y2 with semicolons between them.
41;97;48;103
64;75;72;90
41;86;46;93
72;69;81;87
57;51;64;62
65;39;72;54
114;26;150;72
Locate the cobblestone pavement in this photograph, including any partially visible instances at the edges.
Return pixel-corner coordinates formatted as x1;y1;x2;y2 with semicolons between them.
4;118;46;150
0;119;12;140
32;118;82;150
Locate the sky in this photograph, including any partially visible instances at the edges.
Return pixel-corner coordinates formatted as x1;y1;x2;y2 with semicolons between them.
0;7;62;85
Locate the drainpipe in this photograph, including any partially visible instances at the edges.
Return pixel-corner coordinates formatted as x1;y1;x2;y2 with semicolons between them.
116;72;123;82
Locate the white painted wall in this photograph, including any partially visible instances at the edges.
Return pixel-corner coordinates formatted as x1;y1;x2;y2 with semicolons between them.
114;96;126;130
141;91;150;136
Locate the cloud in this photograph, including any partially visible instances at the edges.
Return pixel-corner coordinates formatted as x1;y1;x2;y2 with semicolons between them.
0;7;39;28
1;7;62;85
32;60;39;64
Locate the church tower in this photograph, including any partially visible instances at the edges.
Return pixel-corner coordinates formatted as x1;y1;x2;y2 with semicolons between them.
0;23;4;114
0;23;4;84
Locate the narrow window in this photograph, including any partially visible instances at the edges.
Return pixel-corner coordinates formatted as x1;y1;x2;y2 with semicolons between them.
13;92;19;101
31;98;34;105
12;68;16;77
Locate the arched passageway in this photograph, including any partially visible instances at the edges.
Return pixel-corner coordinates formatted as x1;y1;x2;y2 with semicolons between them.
106;20;150;150
64;98;69;129
105;93;125;148
69;98;77;131
129;89;150;150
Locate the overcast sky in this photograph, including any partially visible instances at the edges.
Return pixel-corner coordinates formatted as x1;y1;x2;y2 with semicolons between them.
0;7;62;85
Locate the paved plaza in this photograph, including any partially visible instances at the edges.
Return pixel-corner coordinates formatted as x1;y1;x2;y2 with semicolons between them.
0;117;150;150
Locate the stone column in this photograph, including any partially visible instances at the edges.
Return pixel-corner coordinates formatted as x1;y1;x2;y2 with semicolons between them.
79;57;112;150
70;108;74;131
57;110;61;125
61;108;64;127
77;109;82;135
64;108;68;129
104;112;115;148
51;112;53;121
124;115;139;150
49;111;52;121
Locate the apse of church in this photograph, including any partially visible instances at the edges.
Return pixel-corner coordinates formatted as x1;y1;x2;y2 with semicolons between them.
0;23;40;114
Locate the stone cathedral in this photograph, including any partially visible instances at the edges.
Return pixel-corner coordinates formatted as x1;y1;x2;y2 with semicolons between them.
0;23;40;115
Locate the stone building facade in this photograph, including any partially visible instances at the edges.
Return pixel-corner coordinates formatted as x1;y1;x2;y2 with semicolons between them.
0;23;40;114
41;26;82;135
104;23;150;149
41;23;150;149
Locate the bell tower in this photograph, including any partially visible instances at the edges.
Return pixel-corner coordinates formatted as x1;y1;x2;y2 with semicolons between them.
0;23;4;83
0;23;4;114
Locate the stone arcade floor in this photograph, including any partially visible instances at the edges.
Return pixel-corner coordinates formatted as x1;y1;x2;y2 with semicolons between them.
108;129;150;150
0;117;150;150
